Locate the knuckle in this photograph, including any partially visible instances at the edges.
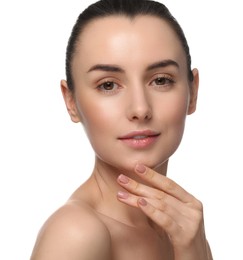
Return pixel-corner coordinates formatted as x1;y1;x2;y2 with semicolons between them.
197;200;204;211
147;168;156;180
159;200;167;211
192;210;203;224
133;181;140;191
189;208;203;228
164;179;176;191
163;216;174;229
154;190;165;200
146;204;157;217
188;197;203;212
129;179;141;194
193;198;204;212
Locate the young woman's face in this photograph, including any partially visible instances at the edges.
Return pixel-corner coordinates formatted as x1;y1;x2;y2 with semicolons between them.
63;15;198;172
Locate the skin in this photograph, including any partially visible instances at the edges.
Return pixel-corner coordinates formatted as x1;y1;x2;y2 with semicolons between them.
31;15;213;260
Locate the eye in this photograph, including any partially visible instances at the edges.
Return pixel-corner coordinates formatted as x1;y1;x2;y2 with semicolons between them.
154;77;170;85
150;75;175;90
97;81;120;94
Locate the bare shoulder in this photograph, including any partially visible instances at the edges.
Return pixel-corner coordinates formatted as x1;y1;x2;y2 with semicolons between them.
30;201;112;260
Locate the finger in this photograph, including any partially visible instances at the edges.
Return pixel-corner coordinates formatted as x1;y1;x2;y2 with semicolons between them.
117;174;197;219
117;190;140;208
135;164;196;204
117;174;193;215
137;198;182;239
117;174;164;199
117;188;190;227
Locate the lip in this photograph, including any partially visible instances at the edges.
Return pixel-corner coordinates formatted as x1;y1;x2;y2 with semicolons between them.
118;130;160;149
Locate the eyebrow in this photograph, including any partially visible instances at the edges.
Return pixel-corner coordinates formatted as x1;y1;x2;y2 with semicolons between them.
87;59;179;73
87;64;125;73
146;59;179;71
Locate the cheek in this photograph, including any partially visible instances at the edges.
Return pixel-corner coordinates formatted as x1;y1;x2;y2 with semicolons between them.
158;91;189;149
154;93;189;165
159;91;189;125
76;99;124;164
170;98;188;124
76;98;120;139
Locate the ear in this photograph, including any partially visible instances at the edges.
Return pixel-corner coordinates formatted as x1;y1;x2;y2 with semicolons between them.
187;68;199;115
60;80;80;123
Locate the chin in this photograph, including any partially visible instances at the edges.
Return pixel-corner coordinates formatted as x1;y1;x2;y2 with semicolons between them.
116;156;169;174
95;151;171;175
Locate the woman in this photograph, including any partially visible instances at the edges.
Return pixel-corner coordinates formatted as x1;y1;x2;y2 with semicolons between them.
31;0;213;259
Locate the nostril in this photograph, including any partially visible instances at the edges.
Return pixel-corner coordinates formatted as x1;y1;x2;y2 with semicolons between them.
130;109;152;121
145;113;152;120
127;90;152;121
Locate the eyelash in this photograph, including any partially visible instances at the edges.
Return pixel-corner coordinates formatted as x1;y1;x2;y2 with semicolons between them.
96;74;175;94
150;75;175;90
96;80;120;95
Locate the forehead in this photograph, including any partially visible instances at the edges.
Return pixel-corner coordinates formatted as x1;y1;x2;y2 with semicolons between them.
73;15;186;71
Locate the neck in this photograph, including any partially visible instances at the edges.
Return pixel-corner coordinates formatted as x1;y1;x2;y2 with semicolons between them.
85;157;168;227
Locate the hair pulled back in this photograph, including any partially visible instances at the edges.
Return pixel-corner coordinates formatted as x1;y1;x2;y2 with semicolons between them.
65;0;193;91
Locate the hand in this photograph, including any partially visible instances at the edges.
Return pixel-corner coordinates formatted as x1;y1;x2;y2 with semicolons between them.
117;164;212;260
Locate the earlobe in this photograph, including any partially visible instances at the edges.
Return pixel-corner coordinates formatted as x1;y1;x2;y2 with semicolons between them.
60;80;80;123
187;68;199;115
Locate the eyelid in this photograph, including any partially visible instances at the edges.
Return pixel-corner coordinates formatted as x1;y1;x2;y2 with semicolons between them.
149;73;175;91
96;77;122;95
96;76;121;85
150;73;174;83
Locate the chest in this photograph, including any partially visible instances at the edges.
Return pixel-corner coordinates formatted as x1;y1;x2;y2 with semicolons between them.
106;221;174;260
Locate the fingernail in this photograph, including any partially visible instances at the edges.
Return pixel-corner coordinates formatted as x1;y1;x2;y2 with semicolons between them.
135;164;146;174
117;191;129;199
118;174;129;184
138;198;147;206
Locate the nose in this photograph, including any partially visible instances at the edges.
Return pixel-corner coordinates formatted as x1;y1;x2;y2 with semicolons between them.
126;86;152;122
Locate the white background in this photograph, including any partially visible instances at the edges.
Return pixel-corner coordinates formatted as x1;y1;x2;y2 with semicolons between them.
0;1;242;259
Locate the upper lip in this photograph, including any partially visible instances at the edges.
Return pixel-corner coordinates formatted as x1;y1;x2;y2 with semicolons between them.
118;130;161;139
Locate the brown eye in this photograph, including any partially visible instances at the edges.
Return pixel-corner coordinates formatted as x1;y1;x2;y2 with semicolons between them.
150;75;175;91
102;81;115;90
97;80;120;94
154;77;172;85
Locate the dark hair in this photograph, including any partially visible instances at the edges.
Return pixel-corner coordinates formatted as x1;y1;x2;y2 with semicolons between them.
65;0;193;91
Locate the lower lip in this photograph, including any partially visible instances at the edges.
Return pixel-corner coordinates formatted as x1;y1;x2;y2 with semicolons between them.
119;135;159;149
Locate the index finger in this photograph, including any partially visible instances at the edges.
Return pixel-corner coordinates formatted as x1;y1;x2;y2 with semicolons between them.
135;164;195;203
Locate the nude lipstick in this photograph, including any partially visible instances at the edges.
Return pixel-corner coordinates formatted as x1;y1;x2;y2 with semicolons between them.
118;130;160;149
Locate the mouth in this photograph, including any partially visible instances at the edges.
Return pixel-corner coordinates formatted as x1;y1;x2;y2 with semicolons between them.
118;130;160;149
